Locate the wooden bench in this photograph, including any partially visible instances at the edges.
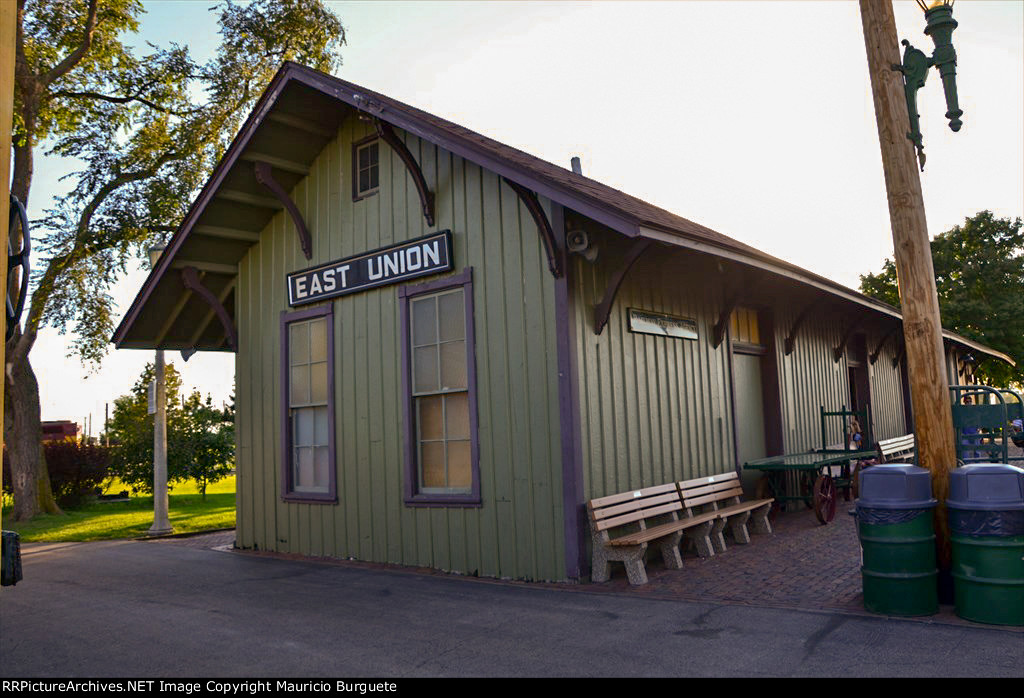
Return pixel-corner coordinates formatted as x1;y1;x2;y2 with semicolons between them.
587;483;719;586
849;434;914;498
877;434;915;463
678;472;773;555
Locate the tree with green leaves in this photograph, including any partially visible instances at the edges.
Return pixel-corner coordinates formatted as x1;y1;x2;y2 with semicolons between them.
5;0;344;520
106;362;234;497
860;211;1024;387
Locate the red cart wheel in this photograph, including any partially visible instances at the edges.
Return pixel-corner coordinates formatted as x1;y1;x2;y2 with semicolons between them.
813;474;837;524
756;476;781;523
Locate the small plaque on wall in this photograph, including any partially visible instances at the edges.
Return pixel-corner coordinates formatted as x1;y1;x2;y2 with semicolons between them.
627;308;698;340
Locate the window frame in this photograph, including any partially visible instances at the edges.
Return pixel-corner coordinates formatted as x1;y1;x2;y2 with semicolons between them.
280;304;337;503
398;267;481;507
351;135;380;201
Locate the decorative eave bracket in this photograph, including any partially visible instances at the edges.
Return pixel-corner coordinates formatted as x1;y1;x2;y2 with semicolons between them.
712;293;741;349
892;339;906;369
833;317;865;363
784;299;821;355
181;266;238;352
373;118;435;227
254;161;312;260
502;177;562;279
869;325;901;365
593;239;652;335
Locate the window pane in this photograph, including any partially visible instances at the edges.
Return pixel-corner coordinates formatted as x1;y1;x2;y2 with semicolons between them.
310;361;328;404
440;340;467;390
293;408;313;447
412;297;437;346
414;345;439;393
444;392;470;441
310;318;327;362
447;441;472;490
295;446;313;490
290;323;309;366
438;290;464;342
368;143;378;163
314;446;330;490
314;405;329;447
417;395;443;441
421;442;446;489
369;166;378;190
359;169;369;193
291;365;310;406
359;145;370;169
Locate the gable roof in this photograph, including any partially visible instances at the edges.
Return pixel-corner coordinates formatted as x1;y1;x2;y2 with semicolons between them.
111;62;1013;367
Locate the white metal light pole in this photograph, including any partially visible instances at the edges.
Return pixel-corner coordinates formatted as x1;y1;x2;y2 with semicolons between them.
147;245;172;536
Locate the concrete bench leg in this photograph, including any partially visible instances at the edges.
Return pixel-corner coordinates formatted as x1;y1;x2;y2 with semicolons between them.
622;548;649;585
727;511;752;544
684;521;715;559
750;503;773;535
658;531;684;570
591;537;649;585
709;517;728;554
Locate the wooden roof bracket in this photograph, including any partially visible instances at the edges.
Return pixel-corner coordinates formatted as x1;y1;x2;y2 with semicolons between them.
253;161;313;260
502;177;562;279
181;266;238;352
712;292;741;349
869;325;901;365
892;338;906;368
593;239;652;335
373;118;435;227
784;299;821;355
833;317;865;363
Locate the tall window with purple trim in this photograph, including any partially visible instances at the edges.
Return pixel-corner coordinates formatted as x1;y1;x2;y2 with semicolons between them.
401;269;479;504
282;306;335;501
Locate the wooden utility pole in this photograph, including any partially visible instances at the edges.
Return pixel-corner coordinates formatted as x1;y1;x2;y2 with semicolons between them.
859;0;958;572
1;0;17;530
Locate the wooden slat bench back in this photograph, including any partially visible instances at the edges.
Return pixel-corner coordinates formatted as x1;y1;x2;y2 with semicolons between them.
877;434;915;463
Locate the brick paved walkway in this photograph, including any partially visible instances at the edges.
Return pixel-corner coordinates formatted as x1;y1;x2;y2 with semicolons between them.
152;509;1022;629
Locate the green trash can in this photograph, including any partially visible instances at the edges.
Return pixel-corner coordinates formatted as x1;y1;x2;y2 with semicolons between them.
856;465;938;616
947;464;1024;626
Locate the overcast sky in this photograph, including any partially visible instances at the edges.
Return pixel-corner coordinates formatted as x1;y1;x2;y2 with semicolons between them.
26;1;1024;432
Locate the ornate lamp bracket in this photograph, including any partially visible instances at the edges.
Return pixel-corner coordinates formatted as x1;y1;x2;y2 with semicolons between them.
892;2;963;171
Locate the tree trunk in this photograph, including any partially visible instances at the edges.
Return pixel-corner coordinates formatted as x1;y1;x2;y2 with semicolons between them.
3;350;61;519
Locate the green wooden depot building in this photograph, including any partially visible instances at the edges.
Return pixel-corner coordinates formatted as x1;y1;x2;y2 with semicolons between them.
114;62;1012;583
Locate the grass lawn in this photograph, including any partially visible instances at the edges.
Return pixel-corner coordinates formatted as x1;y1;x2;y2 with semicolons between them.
2;476;236;542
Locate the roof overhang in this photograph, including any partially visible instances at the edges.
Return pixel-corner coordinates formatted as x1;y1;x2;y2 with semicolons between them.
112;62;1014;369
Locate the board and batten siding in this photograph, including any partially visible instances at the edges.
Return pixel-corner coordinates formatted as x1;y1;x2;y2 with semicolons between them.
569;237;736;501
569;237;913;502
773;309;909;450
235;118;566;581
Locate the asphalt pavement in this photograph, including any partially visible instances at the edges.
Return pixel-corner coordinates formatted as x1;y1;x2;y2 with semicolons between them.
1;522;1021;678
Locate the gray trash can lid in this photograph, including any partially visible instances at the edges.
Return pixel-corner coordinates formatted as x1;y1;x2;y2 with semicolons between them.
857;464;937;510
947;464;1024;512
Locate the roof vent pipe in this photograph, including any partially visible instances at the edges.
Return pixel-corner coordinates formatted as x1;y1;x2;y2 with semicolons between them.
570;156;582;175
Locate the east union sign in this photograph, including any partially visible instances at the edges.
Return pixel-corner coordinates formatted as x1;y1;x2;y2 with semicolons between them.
287;230;453;307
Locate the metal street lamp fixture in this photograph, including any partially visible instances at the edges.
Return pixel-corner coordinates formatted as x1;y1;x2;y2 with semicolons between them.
894;0;962;170
147;244;172;536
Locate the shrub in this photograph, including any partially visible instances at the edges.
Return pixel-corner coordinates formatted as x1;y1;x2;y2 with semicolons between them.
42;441;112;508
